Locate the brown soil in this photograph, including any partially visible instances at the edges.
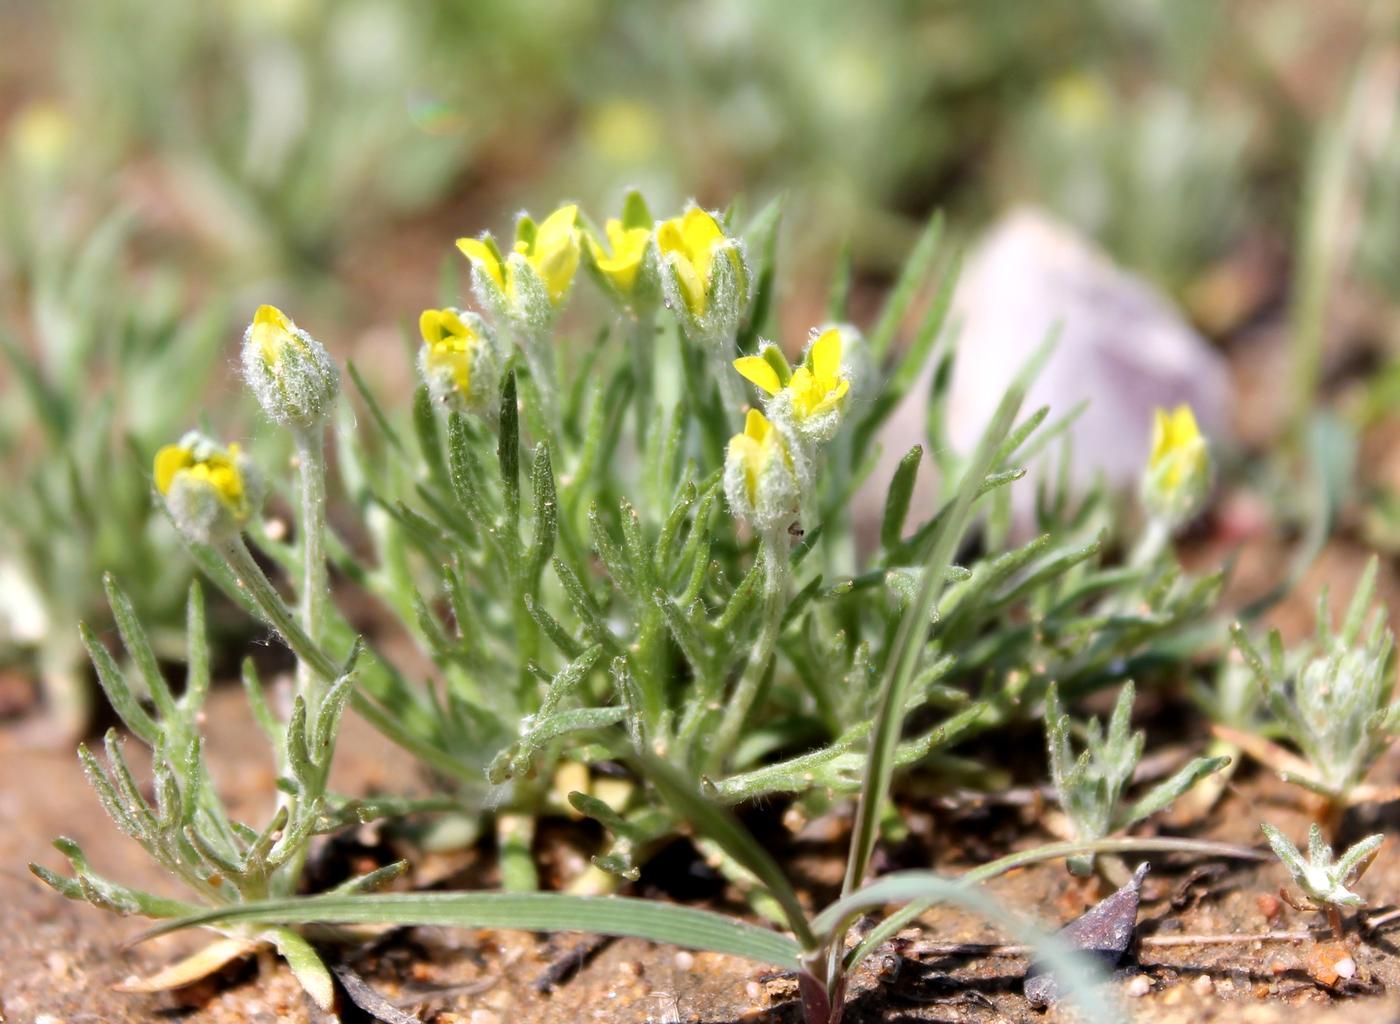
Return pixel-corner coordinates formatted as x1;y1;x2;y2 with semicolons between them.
7;675;1400;1024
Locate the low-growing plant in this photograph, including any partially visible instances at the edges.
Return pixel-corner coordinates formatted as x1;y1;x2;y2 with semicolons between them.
0;213;233;734
1228;556;1399;817
33;194;1250;1014
1262;822;1384;939
1045;681;1229;880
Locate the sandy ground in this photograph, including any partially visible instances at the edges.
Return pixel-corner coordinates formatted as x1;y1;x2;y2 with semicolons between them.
8;674;1400;1024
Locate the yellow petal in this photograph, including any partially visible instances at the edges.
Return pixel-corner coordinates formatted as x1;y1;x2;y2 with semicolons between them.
153;445;193;495
251;304;298;363
439;308;470;339
1169;405;1200;448
534;204;579;254
254;304;293;332
419;309;444;344
681;208;723;285
809;377;851;418
809;328;842;383
744;408;771;441
667;252;706;315
681;207;723;258
733;356;781;396
456;237;506;291
655;218;686;257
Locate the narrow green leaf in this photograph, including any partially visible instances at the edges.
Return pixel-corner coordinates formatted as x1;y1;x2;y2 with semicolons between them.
498;371;521;526
626;749;816;949
136;892;801;969
183;582;210;712
81;622;158;745
880;446;922;550
527;444;557;583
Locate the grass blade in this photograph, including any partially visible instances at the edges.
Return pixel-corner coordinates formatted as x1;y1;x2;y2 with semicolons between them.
134;892;801;968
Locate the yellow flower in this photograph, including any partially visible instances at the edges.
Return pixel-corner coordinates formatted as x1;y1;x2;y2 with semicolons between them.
586;218;651;295
656;207;727;316
155;442;249;516
734;328;849;421
728;409;784;506
1148;405;1206;491
1142;404;1210;527
457;205;581;306
419;308;481;395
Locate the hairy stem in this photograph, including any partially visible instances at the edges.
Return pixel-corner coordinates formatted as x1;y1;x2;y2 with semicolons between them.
293;426;329;714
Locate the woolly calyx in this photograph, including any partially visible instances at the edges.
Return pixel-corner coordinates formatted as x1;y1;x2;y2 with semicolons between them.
241;305;340;429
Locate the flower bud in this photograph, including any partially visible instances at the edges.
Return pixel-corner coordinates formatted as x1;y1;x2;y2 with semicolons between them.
724;409;804;538
154;432;262;544
456;204;581;331
584;190;661;317
417;307;501;420
1141;405;1210;527
734;326;852;445
241;305;339;429
657;206;750;346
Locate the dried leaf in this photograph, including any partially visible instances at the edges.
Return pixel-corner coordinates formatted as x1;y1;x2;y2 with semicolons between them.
113;937;261;993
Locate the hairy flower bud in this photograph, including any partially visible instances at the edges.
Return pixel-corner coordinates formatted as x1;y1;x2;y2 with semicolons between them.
1141;405;1209;528
723;409;803;538
657;206;750;347
154;432;262;544
241;304;339;429
456;205;581;332
417;307;501;420
584;190;661;317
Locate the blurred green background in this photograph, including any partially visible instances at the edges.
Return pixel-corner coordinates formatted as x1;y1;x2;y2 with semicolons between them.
1;0;1396;725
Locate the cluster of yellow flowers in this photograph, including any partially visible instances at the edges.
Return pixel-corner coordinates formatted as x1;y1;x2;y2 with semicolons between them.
724;328;854;538
149;195;1213;554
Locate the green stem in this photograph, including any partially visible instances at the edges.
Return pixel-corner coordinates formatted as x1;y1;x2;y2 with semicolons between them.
218;537;480;784
707;533;788;775
293;426;329;714
712;334;744;412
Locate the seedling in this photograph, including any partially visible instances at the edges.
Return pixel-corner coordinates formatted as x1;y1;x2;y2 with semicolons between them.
1262;822;1383;939
1229;556;1400;816
1045;680;1228;879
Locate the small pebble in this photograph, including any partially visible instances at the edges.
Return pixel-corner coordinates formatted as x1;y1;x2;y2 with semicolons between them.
1192;974;1214;997
745;980;763;1001
1334;956;1356;980
673;951;695;970
1256;892;1282;922
1125;975;1152;997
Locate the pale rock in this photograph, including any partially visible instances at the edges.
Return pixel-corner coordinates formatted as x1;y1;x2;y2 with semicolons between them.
866;206;1230;540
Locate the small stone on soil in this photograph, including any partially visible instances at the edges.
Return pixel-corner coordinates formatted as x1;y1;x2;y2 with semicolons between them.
1126;975;1153;997
673;951;695;970
1192;974;1214;997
